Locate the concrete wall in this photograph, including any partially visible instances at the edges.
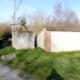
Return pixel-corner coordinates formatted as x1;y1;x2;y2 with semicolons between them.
37;28;51;52
37;29;44;49
51;31;80;52
12;31;34;49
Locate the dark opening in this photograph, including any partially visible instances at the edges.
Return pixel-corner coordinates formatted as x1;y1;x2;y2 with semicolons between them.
35;36;37;47
0;38;12;49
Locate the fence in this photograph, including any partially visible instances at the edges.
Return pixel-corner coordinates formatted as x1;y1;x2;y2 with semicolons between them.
0;38;11;48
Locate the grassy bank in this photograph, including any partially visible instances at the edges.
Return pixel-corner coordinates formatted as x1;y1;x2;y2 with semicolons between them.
0;47;80;80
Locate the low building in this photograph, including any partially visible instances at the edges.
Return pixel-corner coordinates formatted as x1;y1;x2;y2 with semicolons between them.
37;26;80;52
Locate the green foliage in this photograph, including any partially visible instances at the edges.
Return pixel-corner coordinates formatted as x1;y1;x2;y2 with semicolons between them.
0;47;80;80
0;78;5;80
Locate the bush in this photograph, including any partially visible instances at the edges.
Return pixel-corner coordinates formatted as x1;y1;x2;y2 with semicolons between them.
0;23;12;38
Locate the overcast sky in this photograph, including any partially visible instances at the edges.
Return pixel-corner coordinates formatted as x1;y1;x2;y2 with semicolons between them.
0;0;80;22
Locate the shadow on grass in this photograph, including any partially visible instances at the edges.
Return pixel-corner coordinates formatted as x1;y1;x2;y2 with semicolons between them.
46;69;64;80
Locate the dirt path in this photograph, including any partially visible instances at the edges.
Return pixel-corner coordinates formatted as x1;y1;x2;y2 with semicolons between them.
0;63;36;80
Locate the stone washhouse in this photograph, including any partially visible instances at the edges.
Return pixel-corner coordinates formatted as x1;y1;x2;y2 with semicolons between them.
37;26;80;52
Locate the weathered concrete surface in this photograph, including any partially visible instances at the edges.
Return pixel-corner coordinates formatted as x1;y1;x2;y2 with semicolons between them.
0;63;36;80
44;30;51;52
2;54;16;61
12;31;34;49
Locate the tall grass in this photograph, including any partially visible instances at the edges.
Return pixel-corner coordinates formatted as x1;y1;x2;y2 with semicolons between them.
0;23;11;38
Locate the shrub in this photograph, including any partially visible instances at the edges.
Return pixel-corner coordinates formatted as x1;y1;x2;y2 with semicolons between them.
0;23;12;38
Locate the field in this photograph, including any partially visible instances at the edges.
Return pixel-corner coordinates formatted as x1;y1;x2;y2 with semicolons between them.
0;47;80;80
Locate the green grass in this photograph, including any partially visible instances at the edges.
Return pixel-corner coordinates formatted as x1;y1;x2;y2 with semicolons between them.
0;78;5;80
0;46;80;80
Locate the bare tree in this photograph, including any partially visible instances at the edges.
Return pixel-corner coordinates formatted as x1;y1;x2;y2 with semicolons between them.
51;2;79;29
51;2;63;27
32;11;45;35
63;9;78;28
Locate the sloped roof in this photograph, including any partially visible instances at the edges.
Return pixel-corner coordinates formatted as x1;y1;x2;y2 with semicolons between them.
45;26;80;32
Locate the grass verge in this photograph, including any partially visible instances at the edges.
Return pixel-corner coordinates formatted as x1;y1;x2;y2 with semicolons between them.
0;46;80;80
